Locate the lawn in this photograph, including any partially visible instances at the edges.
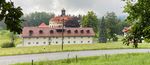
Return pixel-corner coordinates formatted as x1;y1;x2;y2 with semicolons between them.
12;53;150;65
0;30;22;46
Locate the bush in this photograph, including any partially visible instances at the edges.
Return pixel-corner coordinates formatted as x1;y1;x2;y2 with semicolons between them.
112;36;118;41
144;38;150;43
1;42;15;48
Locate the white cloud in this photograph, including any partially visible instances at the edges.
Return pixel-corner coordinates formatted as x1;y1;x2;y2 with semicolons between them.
11;0;126;17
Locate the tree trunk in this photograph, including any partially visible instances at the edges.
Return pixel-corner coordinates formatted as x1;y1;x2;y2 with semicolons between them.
10;32;15;47
133;39;138;48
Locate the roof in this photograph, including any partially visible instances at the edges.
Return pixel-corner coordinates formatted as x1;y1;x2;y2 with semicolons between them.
22;27;95;38
38;22;48;28
50;16;78;24
122;27;131;33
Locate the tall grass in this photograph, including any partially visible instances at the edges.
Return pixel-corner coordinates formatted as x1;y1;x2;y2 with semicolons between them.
0;30;22;46
13;53;150;65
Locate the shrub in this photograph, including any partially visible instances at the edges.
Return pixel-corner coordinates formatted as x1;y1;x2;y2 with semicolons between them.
112;36;118;41
1;42;15;48
144;38;150;43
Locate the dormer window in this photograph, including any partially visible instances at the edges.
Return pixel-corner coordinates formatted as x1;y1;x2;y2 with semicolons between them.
67;30;71;34
75;30;78;33
81;30;84;34
50;30;54;34
29;30;33;36
39;30;43;34
86;30;90;33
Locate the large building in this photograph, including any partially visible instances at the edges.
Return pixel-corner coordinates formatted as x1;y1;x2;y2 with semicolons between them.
21;9;95;46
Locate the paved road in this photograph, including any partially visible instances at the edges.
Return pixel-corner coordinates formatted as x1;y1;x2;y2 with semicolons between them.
1;49;150;65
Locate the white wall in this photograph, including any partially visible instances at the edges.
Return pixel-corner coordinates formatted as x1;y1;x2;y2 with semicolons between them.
23;36;94;46
23;37;49;46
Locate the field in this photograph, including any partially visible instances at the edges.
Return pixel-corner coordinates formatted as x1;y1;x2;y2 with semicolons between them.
0;30;22;46
13;53;150;65
0;30;150;56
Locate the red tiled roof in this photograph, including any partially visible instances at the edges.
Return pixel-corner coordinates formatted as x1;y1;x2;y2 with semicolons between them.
22;27;95;38
50;16;73;24
38;22;48;28
122;27;131;33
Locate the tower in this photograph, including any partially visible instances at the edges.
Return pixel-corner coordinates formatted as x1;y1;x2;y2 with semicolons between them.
61;8;66;16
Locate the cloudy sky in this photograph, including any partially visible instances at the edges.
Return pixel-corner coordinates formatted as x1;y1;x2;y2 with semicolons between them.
11;0;127;17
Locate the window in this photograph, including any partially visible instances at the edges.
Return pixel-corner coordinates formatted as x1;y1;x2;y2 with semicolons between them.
28;42;31;44
36;37;39;39
68;37;70;39
68;41;70;43
29;30;33;36
67;30;71;34
81;41;83;43
50;30;54;34
56;41;58;44
74;41;76;43
86;30;90;33
75;30;78;33
36;42;39;44
49;37;51;40
81;37;83;38
81;30;84;34
39;30;43;34
43;42;46;44
88;41;90;43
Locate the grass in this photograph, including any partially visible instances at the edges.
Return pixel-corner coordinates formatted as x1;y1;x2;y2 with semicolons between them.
0;42;150;56
1;30;150;56
0;30;22;46
12;53;150;65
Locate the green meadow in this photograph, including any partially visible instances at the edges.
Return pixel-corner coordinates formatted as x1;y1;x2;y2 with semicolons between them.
13;53;150;65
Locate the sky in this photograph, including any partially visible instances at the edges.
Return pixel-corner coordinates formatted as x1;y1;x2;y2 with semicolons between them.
11;0;127;17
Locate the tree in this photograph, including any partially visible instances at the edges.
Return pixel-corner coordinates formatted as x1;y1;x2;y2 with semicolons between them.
65;19;80;27
0;0;23;47
123;0;150;48
22;12;55;27
0;0;23;34
105;12;119;41
81;11;98;33
99;17;107;43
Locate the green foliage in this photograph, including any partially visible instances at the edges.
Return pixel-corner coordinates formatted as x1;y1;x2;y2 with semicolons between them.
0;30;22;46
123;0;150;48
81;11;98;33
144;38;150;43
1;42;15;48
104;12;120;41
99;17;107;43
0;0;23;34
112;36;118;41
22;12;55;26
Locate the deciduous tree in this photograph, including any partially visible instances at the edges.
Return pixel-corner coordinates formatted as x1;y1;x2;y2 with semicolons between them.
81;11;98;33
123;0;150;48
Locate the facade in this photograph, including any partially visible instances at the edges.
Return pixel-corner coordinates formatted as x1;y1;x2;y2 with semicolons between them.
22;26;95;46
21;9;95;46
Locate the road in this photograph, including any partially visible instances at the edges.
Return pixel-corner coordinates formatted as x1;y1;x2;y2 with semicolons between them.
1;49;150;65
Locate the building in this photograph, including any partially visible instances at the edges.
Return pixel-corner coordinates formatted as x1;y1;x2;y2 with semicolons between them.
49;8;80;28
122;27;131;36
21;9;95;46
